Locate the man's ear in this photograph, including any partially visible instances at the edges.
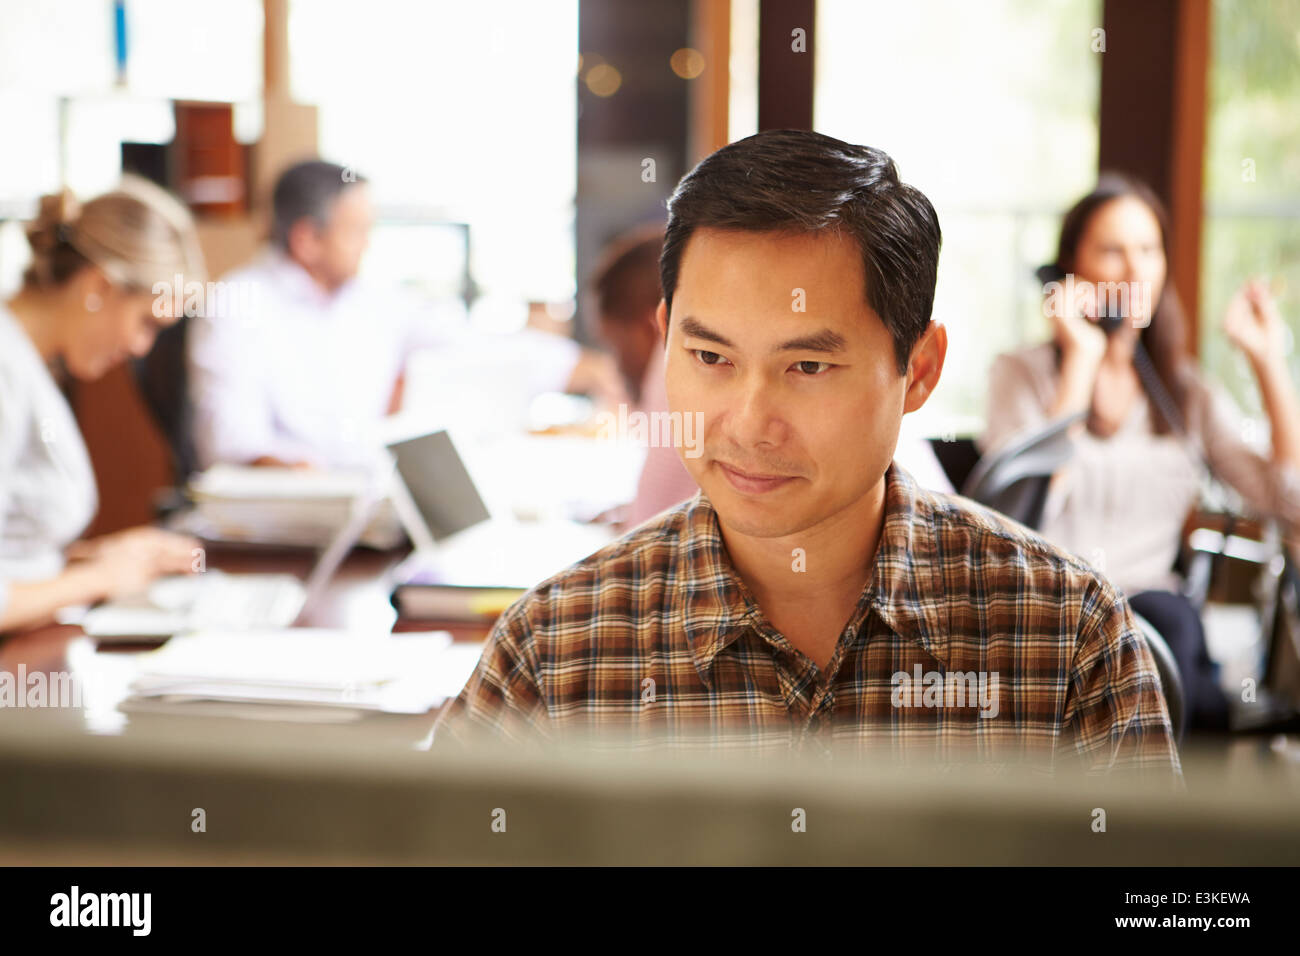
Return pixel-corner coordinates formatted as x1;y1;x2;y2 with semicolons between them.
654;299;668;342
903;320;947;414
286;218;321;266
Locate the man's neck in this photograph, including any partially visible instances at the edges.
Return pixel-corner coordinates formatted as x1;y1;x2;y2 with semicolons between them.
720;476;889;625
282;251;343;299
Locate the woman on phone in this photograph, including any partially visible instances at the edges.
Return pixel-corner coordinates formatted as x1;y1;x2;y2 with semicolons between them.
981;173;1300;731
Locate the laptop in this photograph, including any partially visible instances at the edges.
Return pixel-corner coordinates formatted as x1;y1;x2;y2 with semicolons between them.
79;466;391;641
385;429;613;592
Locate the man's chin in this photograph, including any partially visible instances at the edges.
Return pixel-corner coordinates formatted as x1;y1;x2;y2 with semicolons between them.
701;478;814;539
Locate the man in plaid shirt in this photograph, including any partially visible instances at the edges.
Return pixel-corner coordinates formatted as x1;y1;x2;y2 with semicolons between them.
435;130;1181;780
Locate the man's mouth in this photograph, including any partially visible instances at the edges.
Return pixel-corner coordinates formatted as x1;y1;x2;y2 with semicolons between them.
715;461;797;496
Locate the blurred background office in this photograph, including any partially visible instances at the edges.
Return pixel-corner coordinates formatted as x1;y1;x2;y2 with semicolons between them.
0;0;1294;510
0;0;1298;733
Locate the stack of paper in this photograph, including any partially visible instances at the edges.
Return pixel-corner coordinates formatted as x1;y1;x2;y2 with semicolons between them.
390;517;612;621
120;629;484;722
180;465;405;548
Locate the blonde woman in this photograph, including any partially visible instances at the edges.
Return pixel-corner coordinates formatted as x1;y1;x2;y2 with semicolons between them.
0;178;205;632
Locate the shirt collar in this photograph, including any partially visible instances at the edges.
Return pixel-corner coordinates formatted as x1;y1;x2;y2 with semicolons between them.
261;248;352;309
677;461;948;680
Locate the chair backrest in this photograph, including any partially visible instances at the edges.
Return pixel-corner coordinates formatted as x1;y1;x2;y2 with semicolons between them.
130;314;197;483
1262;550;1300;713
1131;610;1187;745
927;436;981;492
960;412;1085;529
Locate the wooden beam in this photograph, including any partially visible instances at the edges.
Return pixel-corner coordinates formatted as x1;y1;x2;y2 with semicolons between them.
689;0;732;163
263;0;290;96
255;0;318;212
1170;0;1211;353
1099;0;1211;354
757;0;814;130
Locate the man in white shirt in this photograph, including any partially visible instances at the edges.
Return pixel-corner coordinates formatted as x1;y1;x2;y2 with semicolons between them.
189;160;611;471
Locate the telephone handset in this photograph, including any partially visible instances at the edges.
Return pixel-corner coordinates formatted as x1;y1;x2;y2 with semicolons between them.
1097;305;1124;337
1032;261;1235;594
1033;262;1181;432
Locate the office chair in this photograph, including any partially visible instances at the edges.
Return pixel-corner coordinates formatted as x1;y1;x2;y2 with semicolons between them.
959;411;1186;744
959;411;1086;529
928;436;982;492
130;315;198;522
1131;611;1187;743
1229;545;1300;733
130;314;197;483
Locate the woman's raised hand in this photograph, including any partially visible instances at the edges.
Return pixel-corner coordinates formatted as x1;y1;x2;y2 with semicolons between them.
1224;277;1287;370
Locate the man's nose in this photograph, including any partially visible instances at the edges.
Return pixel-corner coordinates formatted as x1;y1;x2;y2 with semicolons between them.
724;372;784;448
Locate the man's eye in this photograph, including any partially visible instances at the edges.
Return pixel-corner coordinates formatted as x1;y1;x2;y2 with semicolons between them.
793;360;831;375
693;349;729;366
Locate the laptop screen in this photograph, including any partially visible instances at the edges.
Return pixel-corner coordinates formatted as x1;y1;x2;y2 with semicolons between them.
386;430;492;542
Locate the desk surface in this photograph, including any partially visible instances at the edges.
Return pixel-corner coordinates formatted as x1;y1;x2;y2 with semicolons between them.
5;543;1300;782
0;543;491;749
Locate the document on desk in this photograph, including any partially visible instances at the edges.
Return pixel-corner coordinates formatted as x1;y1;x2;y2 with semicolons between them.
178;465;405;548
121;629;483;720
402;518;613;588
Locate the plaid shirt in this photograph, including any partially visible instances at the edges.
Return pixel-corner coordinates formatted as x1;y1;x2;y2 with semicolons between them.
435;462;1182;779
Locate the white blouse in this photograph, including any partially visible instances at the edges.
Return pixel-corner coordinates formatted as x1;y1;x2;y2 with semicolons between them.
0;303;98;616
979;341;1300;595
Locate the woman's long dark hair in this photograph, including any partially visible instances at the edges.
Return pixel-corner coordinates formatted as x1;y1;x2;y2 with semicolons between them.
1048;172;1192;436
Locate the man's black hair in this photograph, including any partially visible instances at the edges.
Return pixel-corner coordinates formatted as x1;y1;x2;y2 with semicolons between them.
270;160;367;250
660;129;941;373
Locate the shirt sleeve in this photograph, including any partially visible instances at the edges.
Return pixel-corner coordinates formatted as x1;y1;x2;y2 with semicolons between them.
0;346;27;600
187;308;282;468
979;350;1051;456
401;297;581;397
1191;371;1300;532
1060;581;1184;783
431;605;553;749
400;297;480;354
516;329;581;395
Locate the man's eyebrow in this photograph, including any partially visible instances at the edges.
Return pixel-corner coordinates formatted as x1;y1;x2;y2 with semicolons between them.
775;329;847;353
679;316;847;354
678;316;737;349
